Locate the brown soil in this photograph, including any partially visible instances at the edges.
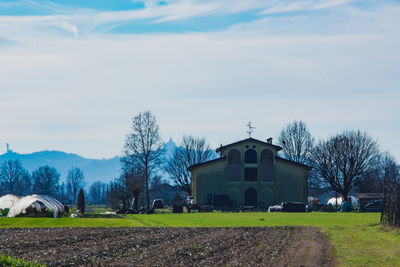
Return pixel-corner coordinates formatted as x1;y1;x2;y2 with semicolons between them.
0;227;334;266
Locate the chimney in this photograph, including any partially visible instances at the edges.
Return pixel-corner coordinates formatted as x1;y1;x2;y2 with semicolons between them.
266;138;273;144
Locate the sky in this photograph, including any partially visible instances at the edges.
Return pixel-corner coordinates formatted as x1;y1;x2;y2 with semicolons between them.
0;0;399;160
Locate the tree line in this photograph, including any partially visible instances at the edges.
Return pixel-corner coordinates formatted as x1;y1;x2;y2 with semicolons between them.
0;160;89;204
278;121;400;200
2;111;398;210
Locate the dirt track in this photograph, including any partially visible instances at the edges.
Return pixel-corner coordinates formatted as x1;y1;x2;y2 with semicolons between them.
0;227;334;266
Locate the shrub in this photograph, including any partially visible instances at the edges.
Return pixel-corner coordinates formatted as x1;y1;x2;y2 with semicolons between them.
77;188;85;214
0;208;9;217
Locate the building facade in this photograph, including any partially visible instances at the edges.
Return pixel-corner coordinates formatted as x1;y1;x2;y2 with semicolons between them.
189;138;310;208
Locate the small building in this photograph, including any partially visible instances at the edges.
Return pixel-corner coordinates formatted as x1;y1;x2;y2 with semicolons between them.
188;137;310;208
357;193;384;212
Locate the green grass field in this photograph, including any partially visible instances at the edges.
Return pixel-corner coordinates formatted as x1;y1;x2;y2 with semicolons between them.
1;212;399;266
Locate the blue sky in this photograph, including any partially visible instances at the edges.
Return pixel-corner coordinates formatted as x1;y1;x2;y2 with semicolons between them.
0;0;399;160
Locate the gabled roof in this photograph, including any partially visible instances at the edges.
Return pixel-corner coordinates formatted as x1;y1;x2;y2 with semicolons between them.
187;156;226;171
216;137;282;153
275;156;312;170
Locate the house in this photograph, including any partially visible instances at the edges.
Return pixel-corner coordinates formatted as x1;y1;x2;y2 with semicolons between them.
188;137;310;208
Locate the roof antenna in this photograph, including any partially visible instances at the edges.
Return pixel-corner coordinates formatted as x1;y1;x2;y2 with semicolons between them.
246;122;255;138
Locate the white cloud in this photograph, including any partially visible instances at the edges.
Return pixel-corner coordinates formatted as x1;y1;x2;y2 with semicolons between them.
0;0;364;37
0;1;399;160
258;0;358;14
1;28;399;157
59;21;79;37
311;0;358;10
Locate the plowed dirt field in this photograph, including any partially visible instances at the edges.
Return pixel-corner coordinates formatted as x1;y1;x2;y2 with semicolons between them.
0;227;334;266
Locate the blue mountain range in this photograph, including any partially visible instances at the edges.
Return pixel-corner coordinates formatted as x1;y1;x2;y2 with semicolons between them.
0;138;178;186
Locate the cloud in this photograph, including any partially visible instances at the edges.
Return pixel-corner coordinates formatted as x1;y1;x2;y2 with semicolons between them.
1;27;399;157
0;36;20;46
259;0;358;14
59;21;79;37
0;0;368;37
311;0;358;10
0;0;399;159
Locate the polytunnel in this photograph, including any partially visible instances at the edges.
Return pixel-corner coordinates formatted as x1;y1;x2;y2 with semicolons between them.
7;194;65;218
327;196;358;207
0;194;20;209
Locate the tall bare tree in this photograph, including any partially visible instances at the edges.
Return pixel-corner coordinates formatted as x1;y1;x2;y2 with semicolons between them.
66;167;85;203
0;159;30;195
32;166;60;197
165;135;215;195
278;121;314;165
121;165;145;210
122;111;164;208
311;130;380;200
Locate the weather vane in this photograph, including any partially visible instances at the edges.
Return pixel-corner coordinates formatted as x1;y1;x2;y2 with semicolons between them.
246;122;255;137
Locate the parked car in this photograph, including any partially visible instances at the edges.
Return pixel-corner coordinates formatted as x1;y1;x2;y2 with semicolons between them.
364;199;383;212
281;202;306;212
152;199;164;209
185;196;194;205
268;205;283;212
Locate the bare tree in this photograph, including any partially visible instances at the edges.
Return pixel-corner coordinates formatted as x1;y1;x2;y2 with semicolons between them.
278;121;314;165
106;178;130;209
121;165;145;210
278;121;319;196
354;160;383;193
381;153;400;226
0;159;30;195
165;135;215;195
32;166;60;197
354;152;399;193
380;152;400;183
88;181;107;205
66;167;85;203
15;172;32;196
122;110;164;208
57;182;69;203
311;130;380;200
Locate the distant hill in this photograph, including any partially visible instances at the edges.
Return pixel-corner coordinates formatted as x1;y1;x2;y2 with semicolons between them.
0;150;121;185
0;139;179;186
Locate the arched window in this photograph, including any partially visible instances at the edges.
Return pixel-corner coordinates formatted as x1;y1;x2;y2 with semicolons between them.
228;149;241;181
244;149;257;163
260;149;273;181
228;149;240;164
245;188;257;206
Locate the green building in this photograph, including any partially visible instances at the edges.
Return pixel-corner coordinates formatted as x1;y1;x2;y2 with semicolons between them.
188;137;310;208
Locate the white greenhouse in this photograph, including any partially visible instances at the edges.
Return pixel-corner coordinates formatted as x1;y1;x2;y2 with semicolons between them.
327;196;358;207
7;194;65;218
0;194;20;209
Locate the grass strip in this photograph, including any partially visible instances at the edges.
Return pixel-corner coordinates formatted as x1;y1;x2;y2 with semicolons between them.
0;254;44;267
